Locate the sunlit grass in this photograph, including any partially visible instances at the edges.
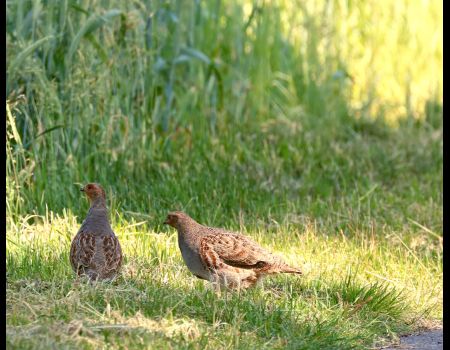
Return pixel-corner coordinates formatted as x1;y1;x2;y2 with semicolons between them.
6;212;442;349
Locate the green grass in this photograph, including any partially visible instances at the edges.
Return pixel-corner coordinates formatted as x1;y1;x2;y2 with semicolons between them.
6;0;442;349
6;212;442;349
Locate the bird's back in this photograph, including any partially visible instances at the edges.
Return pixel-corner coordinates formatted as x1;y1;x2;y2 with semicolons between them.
70;207;122;281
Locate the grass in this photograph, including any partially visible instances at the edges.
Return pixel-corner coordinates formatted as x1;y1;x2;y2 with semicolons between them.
6;0;442;349
6;211;442;349
6;210;442;349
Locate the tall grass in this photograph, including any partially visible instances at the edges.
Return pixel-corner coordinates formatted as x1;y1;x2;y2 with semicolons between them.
6;0;442;348
6;0;442;223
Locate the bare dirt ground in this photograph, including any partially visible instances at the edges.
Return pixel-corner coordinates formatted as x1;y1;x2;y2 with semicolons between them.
383;328;443;350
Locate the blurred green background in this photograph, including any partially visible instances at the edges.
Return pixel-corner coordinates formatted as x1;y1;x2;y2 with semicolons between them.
6;0;442;229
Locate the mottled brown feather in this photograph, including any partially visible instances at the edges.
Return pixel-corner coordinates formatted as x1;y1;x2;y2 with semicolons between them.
200;233;271;271
70;231;96;275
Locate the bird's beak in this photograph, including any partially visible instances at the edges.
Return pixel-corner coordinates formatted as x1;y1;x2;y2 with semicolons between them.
80;187;85;192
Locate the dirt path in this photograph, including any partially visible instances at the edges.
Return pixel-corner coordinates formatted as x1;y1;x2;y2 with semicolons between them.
383;329;443;350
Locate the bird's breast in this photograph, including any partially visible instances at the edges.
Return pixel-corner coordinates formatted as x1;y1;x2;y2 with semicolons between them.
178;236;209;279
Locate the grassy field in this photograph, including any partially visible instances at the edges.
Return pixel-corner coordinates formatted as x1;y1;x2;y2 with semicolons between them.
6;0;442;349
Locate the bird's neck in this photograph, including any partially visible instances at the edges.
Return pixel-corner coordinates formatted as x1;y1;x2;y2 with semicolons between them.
81;200;111;235
87;199;108;221
176;220;204;243
90;197;107;209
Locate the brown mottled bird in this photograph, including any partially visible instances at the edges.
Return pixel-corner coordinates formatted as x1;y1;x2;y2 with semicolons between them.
164;211;302;289
70;183;122;281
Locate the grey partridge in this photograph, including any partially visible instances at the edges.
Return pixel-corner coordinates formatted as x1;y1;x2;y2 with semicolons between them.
164;211;302;289
70;183;123;281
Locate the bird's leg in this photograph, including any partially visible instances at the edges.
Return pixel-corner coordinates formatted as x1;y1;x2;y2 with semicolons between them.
209;272;224;296
209;281;222;296
73;274;81;288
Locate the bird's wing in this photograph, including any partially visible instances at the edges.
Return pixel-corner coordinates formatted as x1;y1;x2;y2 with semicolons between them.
99;233;123;275
70;231;96;274
199;231;273;271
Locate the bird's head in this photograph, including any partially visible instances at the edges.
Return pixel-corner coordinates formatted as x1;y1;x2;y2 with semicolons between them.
164;211;192;228
80;183;106;203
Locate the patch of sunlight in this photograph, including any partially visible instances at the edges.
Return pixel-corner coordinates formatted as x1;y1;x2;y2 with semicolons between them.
7;209;442;319
6;314;203;346
94;311;203;340
264;0;442;123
